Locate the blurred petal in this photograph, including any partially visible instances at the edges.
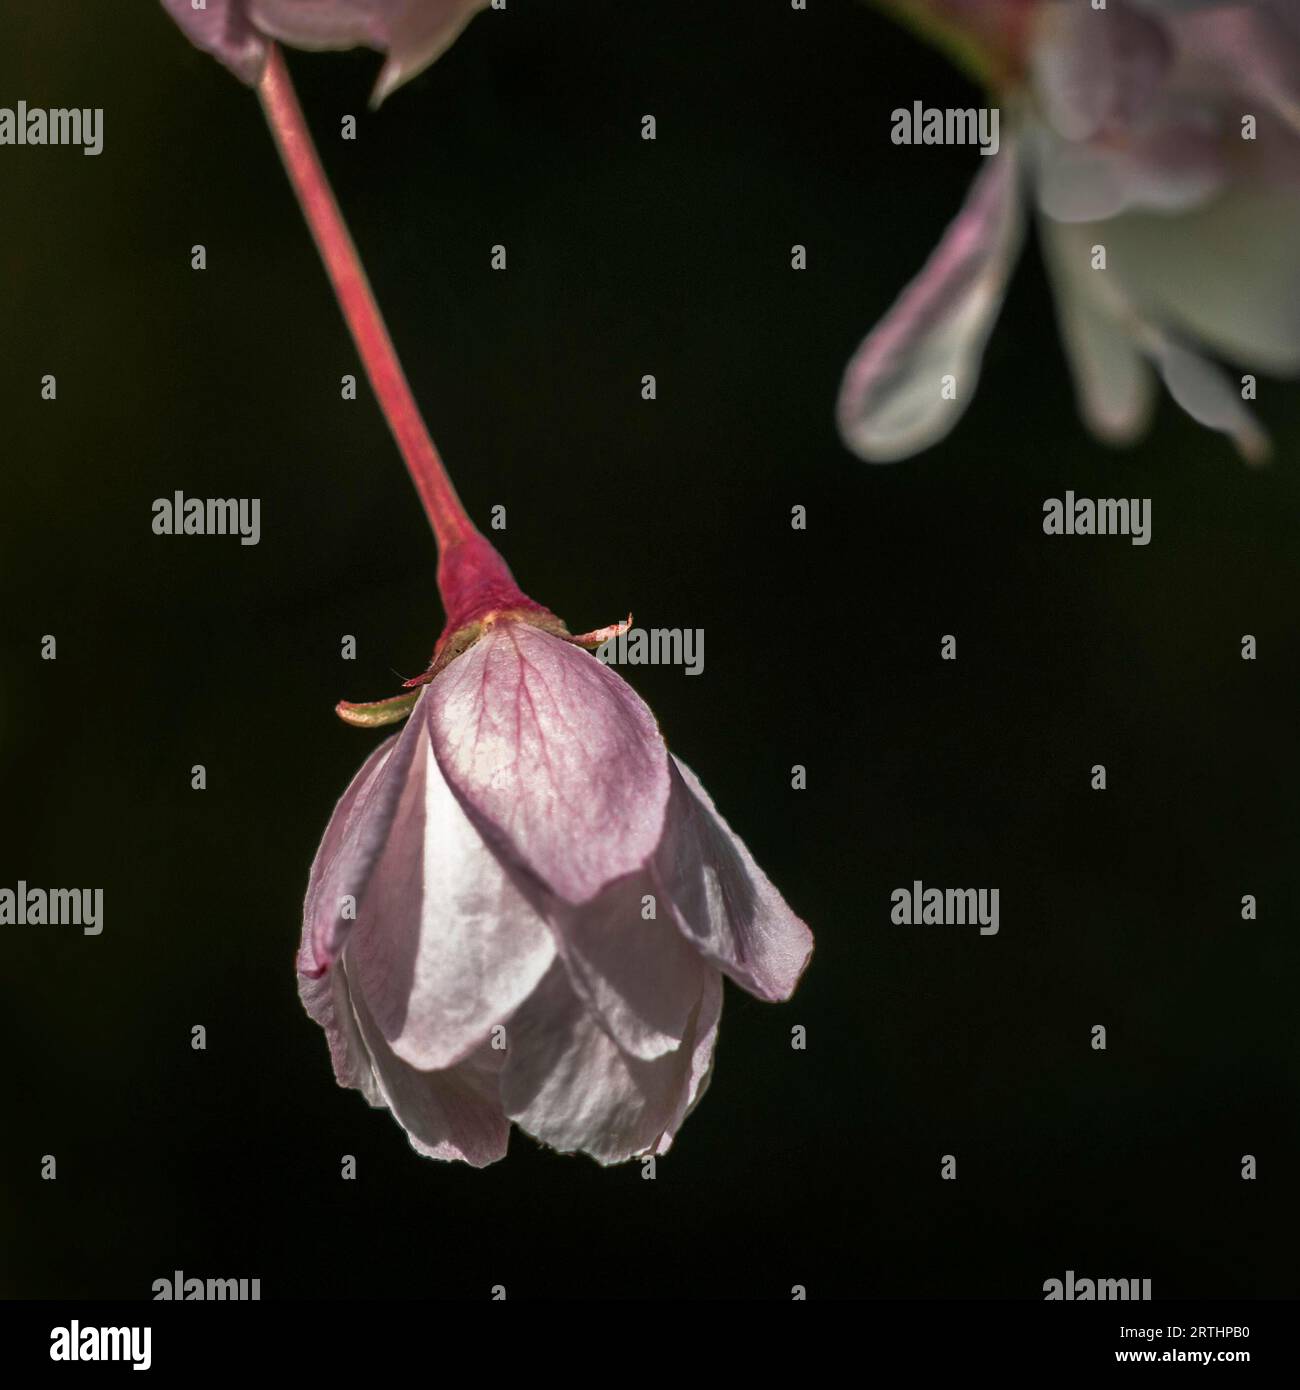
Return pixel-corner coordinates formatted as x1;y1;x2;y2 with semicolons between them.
655;758;813;1003
169;1;488;100
1148;336;1270;461
248;0;393;49
1032;0;1172;142
1040;217;1154;444
299;711;426;977
344;717;555;1071
427;622;671;906
249;0;488;103
500;960;721;1165
1033;110;1224;221
837;141;1025;463
1200;4;1300;134
1100;188;1300;372
344;957;511;1166
1265;0;1300;44
373;0;490;104
161;0;268;84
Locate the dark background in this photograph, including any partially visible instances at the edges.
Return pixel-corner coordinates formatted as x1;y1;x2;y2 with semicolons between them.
2;0;1298;1299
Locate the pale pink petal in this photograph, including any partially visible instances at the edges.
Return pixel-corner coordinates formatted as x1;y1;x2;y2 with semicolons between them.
248;0;489;103
1041;205;1274;459
654;758;813;1004
1033;111;1224;222
1116;109;1229;209
299;710;426;977
299;953;383;1105
342;956;510;1167
500;961;721;1165
1099;188;1300;373
1040;217;1155;444
427;621;671;906
1031;0;1172;142
162;0;268;84
659;970;723;1154
1148;336;1270;461
836;141;1025;463
298;949;509;1165
247;0;394;50
373;0;490;105
1178;3;1300;133
342;715;555;1070
547;871;713;1062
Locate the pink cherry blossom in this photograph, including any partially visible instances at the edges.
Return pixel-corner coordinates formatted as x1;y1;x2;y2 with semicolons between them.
840;0;1300;461
300;610;812;1166
195;25;811;1167
161;0;489;103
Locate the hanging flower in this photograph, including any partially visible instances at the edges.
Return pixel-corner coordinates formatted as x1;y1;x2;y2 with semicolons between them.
228;45;814;1164
840;0;1300;461
161;0;490;103
301;539;812;1165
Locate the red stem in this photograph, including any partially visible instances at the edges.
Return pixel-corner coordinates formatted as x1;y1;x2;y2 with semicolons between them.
256;42;474;553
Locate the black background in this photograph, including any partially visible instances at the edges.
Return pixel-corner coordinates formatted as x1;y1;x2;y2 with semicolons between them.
2;0;1298;1299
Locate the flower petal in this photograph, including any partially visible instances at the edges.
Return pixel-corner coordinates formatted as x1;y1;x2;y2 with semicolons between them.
1032;111;1225;223
1148;336;1270;462
300;710;426;978
373;0;490;105
1176;2;1300;134
1097;189;1300;373
836;141;1025;463
1040;217;1155;444
342;956;510;1167
247;0;488;104
499;960;721;1165
1031;0;1172;143
667;969;722;1149
247;0;393;51
299;951;382;1105
654;758;813;1004
427;621;671;906
343;714;555;1070
1043;209;1274;460
547;870;714;1062
161;0;268;84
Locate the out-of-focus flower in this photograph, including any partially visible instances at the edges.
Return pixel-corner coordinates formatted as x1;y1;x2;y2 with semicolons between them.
299;536;813;1166
161;0;489;103
841;0;1300;461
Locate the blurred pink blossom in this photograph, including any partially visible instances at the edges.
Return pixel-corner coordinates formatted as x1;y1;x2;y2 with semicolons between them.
841;0;1300;461
161;0;488;103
